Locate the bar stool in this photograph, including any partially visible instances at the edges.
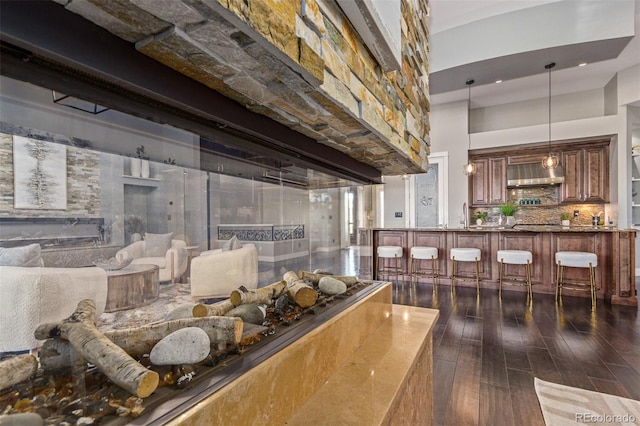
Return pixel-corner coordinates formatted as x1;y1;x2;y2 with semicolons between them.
450;248;481;293
555;251;598;311
376;246;403;285
409;246;439;286
496;250;533;303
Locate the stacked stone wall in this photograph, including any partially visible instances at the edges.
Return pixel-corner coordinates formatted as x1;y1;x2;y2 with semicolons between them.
57;0;431;174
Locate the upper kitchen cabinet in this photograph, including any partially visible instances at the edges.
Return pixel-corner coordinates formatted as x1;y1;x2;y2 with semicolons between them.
560;142;609;204
470;157;506;206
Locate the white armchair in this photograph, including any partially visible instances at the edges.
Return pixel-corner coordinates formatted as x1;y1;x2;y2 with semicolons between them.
0;265;108;353
190;243;258;300
116;238;188;283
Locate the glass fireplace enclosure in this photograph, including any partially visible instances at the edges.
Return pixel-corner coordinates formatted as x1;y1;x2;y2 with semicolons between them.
0;75;379;282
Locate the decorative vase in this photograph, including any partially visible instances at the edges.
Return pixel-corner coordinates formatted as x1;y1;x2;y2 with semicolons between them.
505;215;516;228
130;157;141;177
476;218;483;226
141;159;150;179
561;219;571;227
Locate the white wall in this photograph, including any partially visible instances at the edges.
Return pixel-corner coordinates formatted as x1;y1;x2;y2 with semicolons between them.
382;175;408;227
430;68;640;234
430;101;469;227
471;89;604;133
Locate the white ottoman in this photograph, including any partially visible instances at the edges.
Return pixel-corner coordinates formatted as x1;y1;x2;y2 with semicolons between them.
497;250;533;303
376;246;403;285
409;246;439;286
450;248;481;293
555;251;598;310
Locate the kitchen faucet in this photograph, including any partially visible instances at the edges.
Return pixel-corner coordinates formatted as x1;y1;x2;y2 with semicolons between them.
463;202;468;229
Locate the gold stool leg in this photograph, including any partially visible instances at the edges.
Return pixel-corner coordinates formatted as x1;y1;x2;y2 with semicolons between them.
589;263;596;311
394;254;399;287
499;259;504;299
475;257;480;295
432;255;438;286
526;260;533;306
555;261;560;304
451;257;456;292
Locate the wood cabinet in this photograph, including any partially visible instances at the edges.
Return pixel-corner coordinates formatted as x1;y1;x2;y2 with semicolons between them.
560;144;609;203
470;157;506;206
470;138;610;206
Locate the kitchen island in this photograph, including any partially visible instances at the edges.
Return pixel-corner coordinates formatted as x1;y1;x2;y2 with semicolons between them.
373;226;637;306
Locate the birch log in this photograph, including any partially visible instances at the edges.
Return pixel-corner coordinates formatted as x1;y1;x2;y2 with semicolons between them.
0;354;38;391
192;299;235;318
34;299;159;398
104;316;242;357
230;280;287;306
39;316;243;369
283;270;318;308
298;271;358;287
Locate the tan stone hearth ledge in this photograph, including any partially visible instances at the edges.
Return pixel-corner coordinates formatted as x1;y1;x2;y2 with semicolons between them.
165;283;438;425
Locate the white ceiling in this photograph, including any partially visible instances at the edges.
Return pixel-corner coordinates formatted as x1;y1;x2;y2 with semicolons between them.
428;0;640;108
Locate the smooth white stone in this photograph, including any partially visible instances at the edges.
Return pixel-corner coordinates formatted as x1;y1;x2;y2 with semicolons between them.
149;327;210;366
225;304;265;325
318;276;347;295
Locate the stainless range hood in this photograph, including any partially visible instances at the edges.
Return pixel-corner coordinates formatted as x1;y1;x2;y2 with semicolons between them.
507;163;565;187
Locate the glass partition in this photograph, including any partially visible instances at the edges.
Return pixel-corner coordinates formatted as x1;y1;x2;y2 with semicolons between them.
0;73;378;297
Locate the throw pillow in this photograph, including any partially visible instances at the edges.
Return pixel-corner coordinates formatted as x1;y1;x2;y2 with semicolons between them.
145;232;173;257
222;235;240;251
0;243;43;267
232;236;243;250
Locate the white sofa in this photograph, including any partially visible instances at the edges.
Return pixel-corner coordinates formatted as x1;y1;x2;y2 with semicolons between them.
0;266;108;353
116;239;188;283
190;243;259;300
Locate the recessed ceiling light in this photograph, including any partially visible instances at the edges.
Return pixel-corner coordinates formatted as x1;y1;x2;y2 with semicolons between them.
578;63;587;67
495;80;502;84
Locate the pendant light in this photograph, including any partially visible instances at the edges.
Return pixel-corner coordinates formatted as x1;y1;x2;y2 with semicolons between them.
542;62;558;169
463;79;476;175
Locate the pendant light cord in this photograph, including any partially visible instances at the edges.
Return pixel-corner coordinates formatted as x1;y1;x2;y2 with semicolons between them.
467;79;474;150
546;63;555;155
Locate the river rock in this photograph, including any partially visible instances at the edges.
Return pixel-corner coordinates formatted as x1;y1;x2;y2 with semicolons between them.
149;327;210;366
318;276;347;295
313;269;333;275
225;304;265;324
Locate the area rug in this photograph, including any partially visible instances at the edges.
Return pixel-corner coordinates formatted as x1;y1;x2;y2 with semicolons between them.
535;377;640;425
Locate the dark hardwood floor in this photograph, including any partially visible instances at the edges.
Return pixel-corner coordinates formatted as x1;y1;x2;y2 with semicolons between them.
392;280;640;426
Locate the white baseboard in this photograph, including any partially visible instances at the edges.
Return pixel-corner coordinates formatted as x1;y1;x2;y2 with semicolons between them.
314;245;341;253
258;250;310;263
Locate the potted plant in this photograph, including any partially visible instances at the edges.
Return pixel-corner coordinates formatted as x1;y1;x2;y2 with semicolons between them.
498;201;519;227
560;212;571;227
472;211;488;225
136;145;151;178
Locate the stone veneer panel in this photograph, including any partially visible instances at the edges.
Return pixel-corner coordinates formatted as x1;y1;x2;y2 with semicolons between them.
60;0;431;175
0;132;101;218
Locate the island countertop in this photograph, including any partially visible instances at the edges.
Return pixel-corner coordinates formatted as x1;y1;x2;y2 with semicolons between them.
372;227;637;306
373;225;635;232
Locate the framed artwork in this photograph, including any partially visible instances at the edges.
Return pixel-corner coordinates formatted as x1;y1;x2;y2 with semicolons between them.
13;136;67;209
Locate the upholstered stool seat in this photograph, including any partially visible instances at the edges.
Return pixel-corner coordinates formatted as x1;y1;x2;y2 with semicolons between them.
376;246;403;285
555;251;598;310
450;248;481;293
409;246;439;286
496;250;533;303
